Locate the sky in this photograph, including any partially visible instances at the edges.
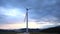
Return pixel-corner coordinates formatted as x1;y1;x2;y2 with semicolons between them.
0;0;60;29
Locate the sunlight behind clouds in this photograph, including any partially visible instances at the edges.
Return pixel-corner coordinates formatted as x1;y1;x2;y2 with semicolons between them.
0;7;26;23
0;22;60;29
0;7;25;17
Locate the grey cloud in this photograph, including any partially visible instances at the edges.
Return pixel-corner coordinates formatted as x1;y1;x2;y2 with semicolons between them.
0;14;7;24
0;0;27;8
28;0;60;23
0;0;60;23
0;0;27;24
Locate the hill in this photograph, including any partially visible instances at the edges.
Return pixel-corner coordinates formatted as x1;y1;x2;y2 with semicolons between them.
40;26;60;33
0;26;60;32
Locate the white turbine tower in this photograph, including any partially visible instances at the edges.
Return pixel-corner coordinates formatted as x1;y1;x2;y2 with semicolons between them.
26;8;29;33
23;8;30;34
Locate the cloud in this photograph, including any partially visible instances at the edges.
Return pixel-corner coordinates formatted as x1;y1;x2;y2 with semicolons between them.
0;22;60;29
0;0;60;23
0;14;7;24
0;7;25;24
0;0;28;8
0;0;60;29
28;0;60;23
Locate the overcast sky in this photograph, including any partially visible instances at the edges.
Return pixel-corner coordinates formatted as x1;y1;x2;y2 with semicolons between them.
0;0;60;29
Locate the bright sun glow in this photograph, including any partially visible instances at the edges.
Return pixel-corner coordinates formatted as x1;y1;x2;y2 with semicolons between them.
0;7;25;17
5;8;25;17
5;9;18;16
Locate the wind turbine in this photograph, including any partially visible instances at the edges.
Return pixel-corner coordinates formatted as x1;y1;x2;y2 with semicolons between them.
23;8;30;34
25;8;39;33
26;8;29;33
24;8;40;34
